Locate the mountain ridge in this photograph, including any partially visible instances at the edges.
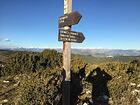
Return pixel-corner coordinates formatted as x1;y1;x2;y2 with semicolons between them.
0;48;140;57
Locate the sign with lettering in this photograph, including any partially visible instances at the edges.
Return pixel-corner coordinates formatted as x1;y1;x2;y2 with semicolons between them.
58;29;85;43
59;11;82;28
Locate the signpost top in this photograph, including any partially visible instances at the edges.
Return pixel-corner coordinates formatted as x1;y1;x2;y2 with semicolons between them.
64;0;72;14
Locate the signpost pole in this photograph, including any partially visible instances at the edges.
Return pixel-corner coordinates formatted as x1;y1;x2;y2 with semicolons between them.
62;0;72;105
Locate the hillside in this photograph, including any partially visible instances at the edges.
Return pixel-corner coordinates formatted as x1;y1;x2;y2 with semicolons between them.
0;49;140;105
83;55;140;64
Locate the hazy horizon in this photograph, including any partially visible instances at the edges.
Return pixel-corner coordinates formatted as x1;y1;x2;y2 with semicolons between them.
1;46;140;51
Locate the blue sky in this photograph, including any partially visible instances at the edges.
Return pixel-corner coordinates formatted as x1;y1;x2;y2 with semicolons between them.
0;0;140;49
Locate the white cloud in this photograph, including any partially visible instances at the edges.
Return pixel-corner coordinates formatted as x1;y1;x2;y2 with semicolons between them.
0;38;10;42
4;38;10;42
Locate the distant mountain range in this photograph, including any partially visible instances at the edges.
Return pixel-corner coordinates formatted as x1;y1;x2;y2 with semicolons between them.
56;49;140;57
1;48;140;57
77;49;140;57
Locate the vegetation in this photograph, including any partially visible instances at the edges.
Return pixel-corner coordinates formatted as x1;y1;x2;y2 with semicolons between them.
83;55;140;64
0;49;62;77
0;49;140;105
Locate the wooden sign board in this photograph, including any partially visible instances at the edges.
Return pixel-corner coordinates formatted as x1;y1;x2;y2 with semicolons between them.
59;11;82;28
58;29;85;43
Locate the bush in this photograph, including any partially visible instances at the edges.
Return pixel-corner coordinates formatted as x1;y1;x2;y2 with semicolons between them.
0;49;62;77
13;69;63;105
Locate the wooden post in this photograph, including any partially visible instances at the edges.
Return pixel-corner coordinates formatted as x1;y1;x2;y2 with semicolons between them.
63;0;72;81
62;0;72;105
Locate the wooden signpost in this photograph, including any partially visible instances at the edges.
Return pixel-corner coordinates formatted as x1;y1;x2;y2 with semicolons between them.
59;11;82;28
58;0;85;104
58;29;85;43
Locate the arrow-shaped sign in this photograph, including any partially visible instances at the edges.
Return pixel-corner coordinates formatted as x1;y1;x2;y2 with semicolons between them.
58;29;85;43
59;11;82;28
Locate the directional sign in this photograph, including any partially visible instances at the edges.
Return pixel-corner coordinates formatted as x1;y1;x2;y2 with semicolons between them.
59;11;82;28
58;29;85;43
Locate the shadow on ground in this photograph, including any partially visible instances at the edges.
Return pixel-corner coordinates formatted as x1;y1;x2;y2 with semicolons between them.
58;66;112;105
86;67;112;105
